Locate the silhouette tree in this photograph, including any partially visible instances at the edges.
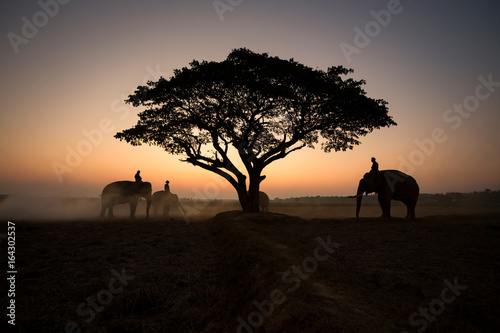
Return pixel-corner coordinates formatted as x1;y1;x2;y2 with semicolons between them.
115;48;396;212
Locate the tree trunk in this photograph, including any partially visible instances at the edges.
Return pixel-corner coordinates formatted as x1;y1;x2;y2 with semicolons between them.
235;181;250;212
235;169;263;212
247;169;263;212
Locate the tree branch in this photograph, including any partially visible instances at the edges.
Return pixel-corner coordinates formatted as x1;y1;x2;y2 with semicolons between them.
183;157;240;188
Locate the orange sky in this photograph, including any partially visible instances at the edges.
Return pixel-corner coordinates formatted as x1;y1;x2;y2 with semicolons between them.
1;1;499;199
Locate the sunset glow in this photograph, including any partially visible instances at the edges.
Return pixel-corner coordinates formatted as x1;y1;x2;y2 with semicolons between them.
1;1;499;200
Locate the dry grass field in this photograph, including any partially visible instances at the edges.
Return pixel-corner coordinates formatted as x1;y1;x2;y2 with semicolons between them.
1;198;500;332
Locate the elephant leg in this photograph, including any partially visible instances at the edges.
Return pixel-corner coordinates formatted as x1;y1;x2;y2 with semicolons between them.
378;195;388;218
384;202;392;219
401;198;417;220
378;194;391;219
377;195;384;217
100;205;106;218
108;205;114;218
409;201;417;220
129;198;139;218
404;202;411;219
163;204;170;216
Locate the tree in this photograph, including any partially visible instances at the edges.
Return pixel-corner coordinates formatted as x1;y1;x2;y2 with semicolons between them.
115;48;397;212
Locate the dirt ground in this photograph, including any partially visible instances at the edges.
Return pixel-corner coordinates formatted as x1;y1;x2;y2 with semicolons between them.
1;201;500;332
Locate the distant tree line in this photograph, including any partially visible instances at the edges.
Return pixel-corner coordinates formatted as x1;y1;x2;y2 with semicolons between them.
423;189;500;205
274;190;500;205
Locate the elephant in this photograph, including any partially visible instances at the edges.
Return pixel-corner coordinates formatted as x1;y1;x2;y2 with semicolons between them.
350;170;419;220
100;181;152;218
152;191;179;216
259;191;270;211
246;191;270;211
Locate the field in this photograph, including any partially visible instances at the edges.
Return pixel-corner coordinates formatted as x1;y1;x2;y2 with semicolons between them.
1;198;500;332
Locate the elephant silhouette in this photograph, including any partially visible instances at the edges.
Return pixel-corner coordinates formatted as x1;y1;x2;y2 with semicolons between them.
100;181;152;218
152;190;179;216
259;191;270;211
247;191;270;211
350;170;419;220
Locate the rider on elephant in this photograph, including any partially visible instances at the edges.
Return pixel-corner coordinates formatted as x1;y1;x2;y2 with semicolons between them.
371;157;379;174
164;180;170;192
135;170;142;182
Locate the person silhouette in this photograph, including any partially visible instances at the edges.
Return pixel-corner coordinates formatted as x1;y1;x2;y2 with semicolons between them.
371;157;379;173
164;180;170;192
135;170;142;182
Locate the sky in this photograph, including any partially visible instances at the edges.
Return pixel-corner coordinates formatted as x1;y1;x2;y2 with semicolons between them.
1;0;499;200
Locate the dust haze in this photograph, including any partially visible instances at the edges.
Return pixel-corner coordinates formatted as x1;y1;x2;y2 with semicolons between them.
0;196;102;221
1;192;499;221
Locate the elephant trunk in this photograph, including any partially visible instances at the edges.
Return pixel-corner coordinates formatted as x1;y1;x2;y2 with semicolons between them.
355;181;365;218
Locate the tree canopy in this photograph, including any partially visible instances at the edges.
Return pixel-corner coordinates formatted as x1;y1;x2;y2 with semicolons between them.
115;48;396;211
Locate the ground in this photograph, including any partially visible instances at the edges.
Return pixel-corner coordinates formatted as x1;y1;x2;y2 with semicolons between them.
1;199;499;332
